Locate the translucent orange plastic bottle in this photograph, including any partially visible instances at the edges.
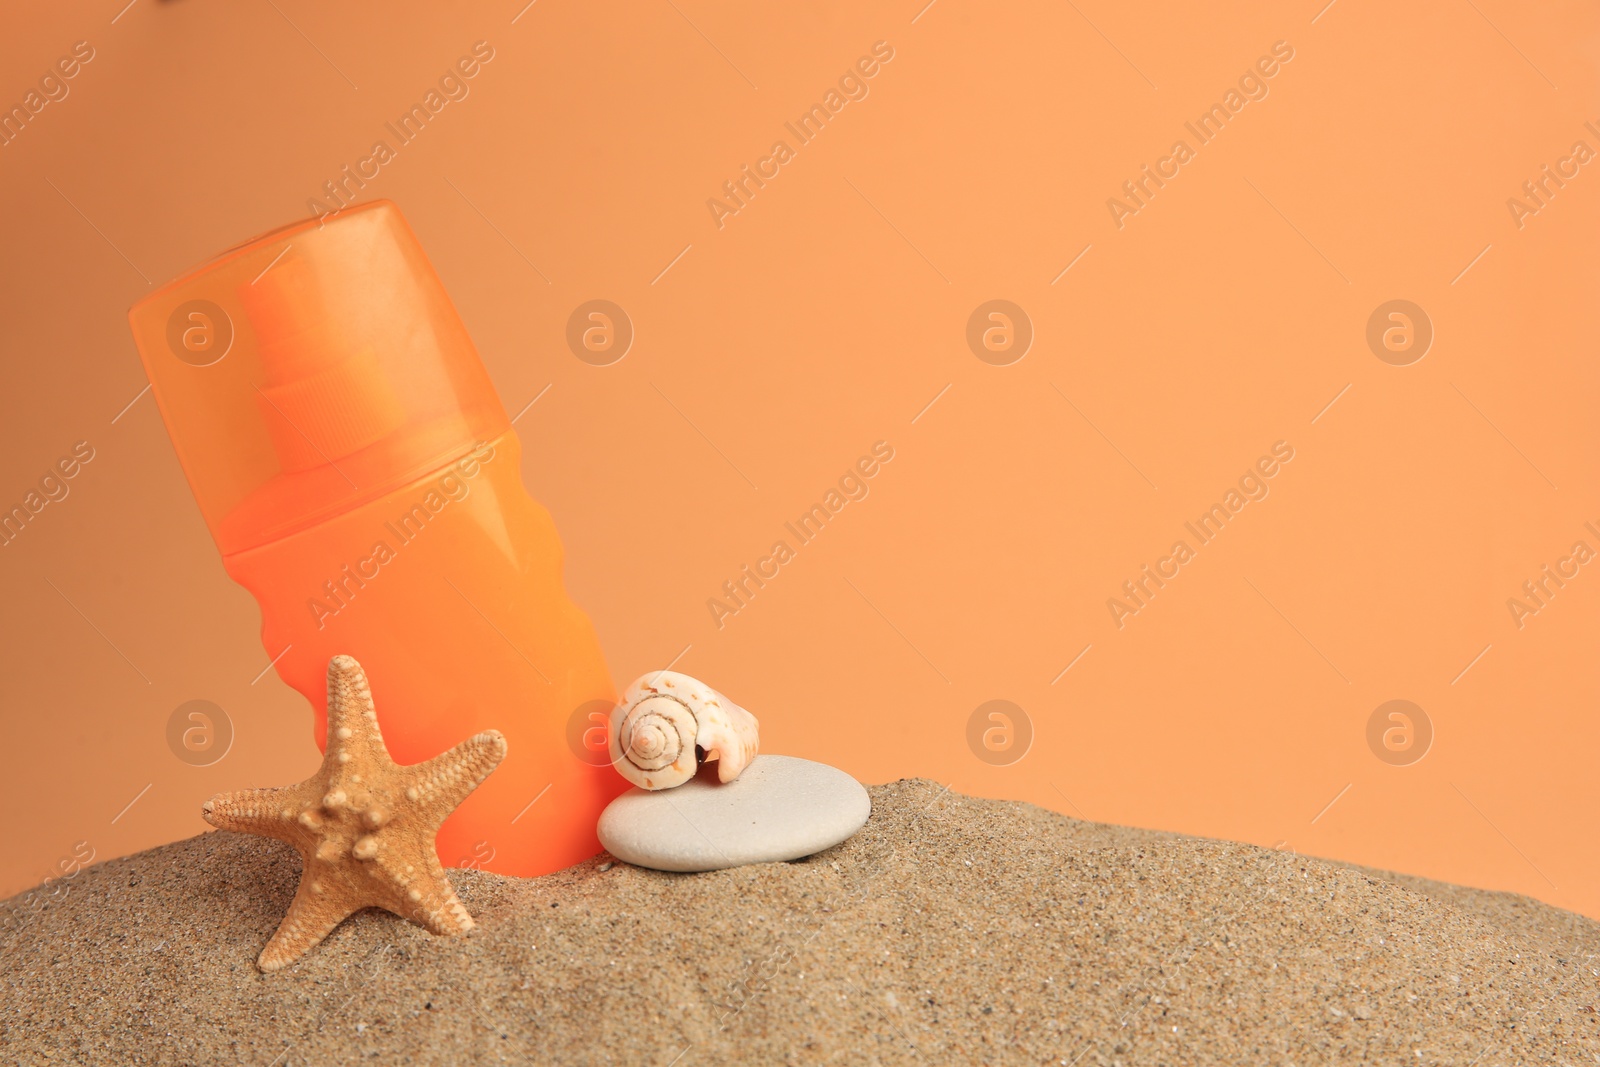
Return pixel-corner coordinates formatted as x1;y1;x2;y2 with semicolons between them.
128;200;625;877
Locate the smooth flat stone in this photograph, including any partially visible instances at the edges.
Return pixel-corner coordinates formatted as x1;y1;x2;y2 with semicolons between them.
597;755;870;873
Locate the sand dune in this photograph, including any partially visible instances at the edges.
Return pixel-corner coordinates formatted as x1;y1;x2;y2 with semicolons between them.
2;779;1596;1065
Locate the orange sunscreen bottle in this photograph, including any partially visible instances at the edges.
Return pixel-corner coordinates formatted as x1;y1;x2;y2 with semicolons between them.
128;200;625;877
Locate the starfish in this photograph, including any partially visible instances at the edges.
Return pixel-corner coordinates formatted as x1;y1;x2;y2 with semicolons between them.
202;654;507;971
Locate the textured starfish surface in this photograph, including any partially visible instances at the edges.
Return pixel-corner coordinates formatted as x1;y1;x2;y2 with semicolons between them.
202;654;507;972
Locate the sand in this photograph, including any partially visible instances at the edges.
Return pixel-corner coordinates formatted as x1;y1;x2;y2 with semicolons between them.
3;779;1597;1065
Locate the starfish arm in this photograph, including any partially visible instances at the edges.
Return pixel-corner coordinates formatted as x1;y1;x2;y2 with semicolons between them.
203;785;310;843
257;862;363;972
323;654;393;763
371;840;476;937
401;730;507;819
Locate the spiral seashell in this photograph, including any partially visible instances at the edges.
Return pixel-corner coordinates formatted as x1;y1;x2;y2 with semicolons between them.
608;671;760;790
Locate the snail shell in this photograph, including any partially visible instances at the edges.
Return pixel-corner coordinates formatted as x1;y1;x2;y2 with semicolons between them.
608;671;759;790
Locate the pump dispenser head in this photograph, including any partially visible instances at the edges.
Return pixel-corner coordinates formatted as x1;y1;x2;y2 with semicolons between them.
129;201;510;555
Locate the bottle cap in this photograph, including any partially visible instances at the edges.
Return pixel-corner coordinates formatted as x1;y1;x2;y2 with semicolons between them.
128;201;510;555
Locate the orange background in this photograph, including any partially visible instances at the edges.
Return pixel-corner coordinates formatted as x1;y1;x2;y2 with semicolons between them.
1;1;1596;917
